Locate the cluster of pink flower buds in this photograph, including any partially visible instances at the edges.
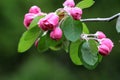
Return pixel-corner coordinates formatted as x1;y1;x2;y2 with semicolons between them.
23;6;44;29
24;6;63;41
23;0;83;47
37;13;62;40
81;31;114;56
95;31;114;56
63;0;82;20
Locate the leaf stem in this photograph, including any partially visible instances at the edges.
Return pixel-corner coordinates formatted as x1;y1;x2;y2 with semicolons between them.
80;13;120;22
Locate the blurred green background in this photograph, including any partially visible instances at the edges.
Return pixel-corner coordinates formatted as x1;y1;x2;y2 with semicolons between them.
0;0;120;80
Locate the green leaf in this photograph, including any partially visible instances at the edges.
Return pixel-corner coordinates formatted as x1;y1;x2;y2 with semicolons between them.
76;0;95;9
70;40;82;65
18;27;41;52
79;40;98;69
29;16;44;29
38;33;63;52
49;46;61;51
82;23;89;34
61;16;83;42
116;16;120;33
62;40;70;53
24;27;41;40
49;35;64;51
98;54;103;62
46;34;63;49
37;35;49;52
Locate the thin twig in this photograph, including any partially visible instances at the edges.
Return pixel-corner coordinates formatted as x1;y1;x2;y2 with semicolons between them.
80;13;120;22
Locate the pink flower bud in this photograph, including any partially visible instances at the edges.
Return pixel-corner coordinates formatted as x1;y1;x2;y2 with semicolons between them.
23;13;36;29
64;7;82;20
35;38;40;47
63;0;75;7
98;44;110;56
98;38;114;56
38;13;59;31
100;38;114;50
95;31;106;39
50;27;62;40
29;6;41;14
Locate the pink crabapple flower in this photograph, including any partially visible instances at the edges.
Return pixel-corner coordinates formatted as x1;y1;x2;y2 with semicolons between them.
95;31;106;39
50;27;62;40
38;13;59;31
29;6;41;14
23;13;37;29
63;0;75;7
98;38;114;56
64;7;82;20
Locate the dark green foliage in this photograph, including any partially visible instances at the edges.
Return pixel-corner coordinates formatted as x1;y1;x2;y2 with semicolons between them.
61;16;83;42
78;40;98;69
70;40;82;65
18;27;41;52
